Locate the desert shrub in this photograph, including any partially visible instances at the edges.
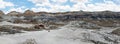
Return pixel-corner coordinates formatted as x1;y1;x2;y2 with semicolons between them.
48;25;58;29
22;39;37;44
23;27;38;31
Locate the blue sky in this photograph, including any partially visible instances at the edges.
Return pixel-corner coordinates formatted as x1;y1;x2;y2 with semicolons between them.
0;0;120;13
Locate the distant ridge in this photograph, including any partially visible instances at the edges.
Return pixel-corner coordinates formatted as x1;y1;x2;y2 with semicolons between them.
0;10;120;16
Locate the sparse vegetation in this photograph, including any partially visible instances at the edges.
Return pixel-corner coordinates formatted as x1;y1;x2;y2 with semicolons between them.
0;25;22;34
22;39;37;44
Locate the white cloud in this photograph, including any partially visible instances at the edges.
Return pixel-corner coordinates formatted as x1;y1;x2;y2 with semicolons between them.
51;0;68;3
70;3;87;11
28;0;49;4
29;0;71;12
83;0;120;11
35;2;51;7
29;0;51;8
28;0;90;12
6;0;120;13
70;0;89;3
0;0;14;8
31;7;49;12
107;0;120;4
29;0;68;5
66;0;120;12
6;6;29;14
31;5;71;13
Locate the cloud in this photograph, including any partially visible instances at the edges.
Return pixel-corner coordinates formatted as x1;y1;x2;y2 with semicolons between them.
28;0;90;12
29;0;68;5
29;0;71;12
70;0;120;12
0;0;14;8
31;7;49;12
6;6;29;14
49;5;71;12
70;0;89;3
28;0;120;12
111;0;120;4
83;0;120;11
31;5;71;12
28;0;49;4
51;0;68;4
4;0;120;13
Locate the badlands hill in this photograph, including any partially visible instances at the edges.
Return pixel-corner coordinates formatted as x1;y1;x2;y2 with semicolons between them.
0;10;120;44
0;10;120;34
0;10;120;26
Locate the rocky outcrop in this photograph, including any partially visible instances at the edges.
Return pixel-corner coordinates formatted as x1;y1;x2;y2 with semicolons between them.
7;11;21;16
23;10;35;15
34;24;45;29
111;28;120;36
0;10;4;16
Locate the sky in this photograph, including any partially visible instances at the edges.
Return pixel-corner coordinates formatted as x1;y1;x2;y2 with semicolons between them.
0;0;120;13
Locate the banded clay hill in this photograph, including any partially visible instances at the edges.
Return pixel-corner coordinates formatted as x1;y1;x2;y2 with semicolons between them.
0;10;120;33
0;10;120;27
0;10;120;44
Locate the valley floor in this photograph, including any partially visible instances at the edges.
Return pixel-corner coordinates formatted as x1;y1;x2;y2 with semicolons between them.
0;21;120;44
